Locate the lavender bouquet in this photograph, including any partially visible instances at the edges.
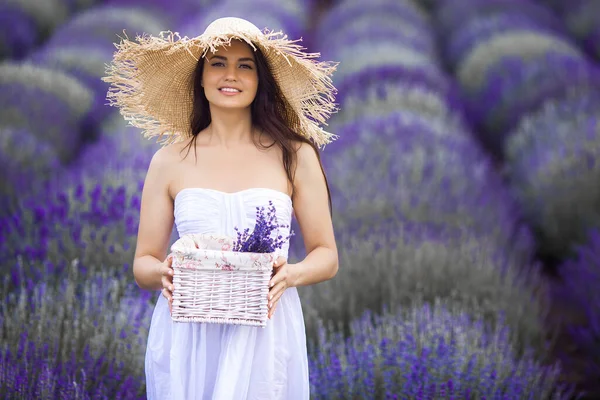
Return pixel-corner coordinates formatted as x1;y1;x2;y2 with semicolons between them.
232;200;294;254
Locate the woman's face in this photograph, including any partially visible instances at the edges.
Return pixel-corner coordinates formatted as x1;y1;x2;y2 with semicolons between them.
202;40;259;110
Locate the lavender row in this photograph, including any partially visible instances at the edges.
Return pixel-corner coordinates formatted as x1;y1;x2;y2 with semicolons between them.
0;126;61;214
314;1;537;263
0;4;172;210
0;129;161;295
540;0;600;61
324;112;534;257
0;62;94;163
316;0;435;60
299;216;549;360
432;0;600;261
25;4;173;142
1;260;153;399
308;302;570;399
435;0;597;147
0;0;101;61
295;0;549;365
504;90;600;259
327;66;468;136
431;0;600;394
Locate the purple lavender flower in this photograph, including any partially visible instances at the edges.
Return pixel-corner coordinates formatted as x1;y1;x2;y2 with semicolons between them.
317;0;431;45
180;0;306;44
326;41;441;89
1;261;152;399
232;201;294;253
0;62;94;162
100;0;206;27
324;111;535;259
0;6;38;59
333;64;452;110
504;89;600;259
45;5;166;54
318;24;437;62
550;229;600;394
0;131;155;293
0;0;68;42
0;127;61;212
544;0;600;61
466;53;600;149
436;0;561;35
307;303;574;399
444;13;566;69
27;45;116;131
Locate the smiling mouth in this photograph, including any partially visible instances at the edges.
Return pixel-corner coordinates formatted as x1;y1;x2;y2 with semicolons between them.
219;88;241;93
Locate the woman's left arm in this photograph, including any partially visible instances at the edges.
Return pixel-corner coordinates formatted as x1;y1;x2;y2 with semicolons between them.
268;142;338;317
288;141;338;286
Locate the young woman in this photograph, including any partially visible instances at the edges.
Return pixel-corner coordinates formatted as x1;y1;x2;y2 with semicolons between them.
103;17;339;399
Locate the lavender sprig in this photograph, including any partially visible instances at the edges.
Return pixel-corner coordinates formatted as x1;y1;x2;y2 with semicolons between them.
232;201;294;253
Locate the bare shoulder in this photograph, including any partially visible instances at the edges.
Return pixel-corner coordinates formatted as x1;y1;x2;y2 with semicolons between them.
293;140;316;166
293;141;323;186
149;143;172;167
294;140;316;156
146;140;191;190
151;139;190;164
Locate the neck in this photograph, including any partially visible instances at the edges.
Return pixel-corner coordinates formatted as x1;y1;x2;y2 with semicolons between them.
206;105;254;147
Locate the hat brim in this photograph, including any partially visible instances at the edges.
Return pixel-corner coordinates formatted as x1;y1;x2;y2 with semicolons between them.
103;27;339;147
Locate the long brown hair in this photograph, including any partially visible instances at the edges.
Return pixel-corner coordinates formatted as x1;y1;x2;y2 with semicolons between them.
181;39;333;215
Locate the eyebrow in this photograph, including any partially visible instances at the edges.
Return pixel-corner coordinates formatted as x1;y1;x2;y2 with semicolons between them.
209;55;255;63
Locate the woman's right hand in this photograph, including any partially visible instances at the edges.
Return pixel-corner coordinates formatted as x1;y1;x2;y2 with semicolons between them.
160;254;174;314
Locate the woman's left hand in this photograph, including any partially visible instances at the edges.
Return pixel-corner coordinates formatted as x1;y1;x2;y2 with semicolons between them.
268;256;294;319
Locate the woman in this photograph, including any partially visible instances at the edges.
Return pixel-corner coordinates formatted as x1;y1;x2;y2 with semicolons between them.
103;17;339;399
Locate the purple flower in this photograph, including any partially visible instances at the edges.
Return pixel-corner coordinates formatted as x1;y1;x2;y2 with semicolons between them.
308;304;575;398
551;229;600;390
0;6;38;59
504;89;600;258
180;0;307;44
0;62;93;162
45;5;167;54
545;0;600;61
436;0;562;35
467;53;600;148
444;13;566;68
316;1;431;45
1;264;152;399
0;133;154;293
232;201;294;253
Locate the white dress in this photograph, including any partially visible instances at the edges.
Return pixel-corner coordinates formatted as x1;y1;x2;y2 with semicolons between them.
145;188;310;400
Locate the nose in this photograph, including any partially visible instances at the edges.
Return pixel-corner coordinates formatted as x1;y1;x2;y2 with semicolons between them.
224;64;238;81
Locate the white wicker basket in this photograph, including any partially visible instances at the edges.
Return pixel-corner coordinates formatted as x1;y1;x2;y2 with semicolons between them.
168;233;276;327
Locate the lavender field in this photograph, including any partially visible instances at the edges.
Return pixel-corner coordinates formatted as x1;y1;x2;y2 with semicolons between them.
1;0;599;398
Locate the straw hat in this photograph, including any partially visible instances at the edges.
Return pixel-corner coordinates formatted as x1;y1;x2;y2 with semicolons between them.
102;17;339;148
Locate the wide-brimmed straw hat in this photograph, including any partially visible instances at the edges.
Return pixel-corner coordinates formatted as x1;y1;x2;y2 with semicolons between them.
102;17;339;147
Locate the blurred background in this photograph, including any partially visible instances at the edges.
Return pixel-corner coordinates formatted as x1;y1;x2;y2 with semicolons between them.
1;0;600;398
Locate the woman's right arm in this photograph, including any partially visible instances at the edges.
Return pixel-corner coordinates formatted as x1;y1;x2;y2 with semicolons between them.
132;147;175;291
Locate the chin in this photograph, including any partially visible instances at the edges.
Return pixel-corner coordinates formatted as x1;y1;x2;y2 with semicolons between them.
206;90;255;110
210;99;254;110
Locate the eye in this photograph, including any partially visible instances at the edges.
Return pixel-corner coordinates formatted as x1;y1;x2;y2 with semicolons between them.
211;62;225;67
239;64;253;70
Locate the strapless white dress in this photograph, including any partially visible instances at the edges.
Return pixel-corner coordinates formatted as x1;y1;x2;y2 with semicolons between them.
144;188;309;400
